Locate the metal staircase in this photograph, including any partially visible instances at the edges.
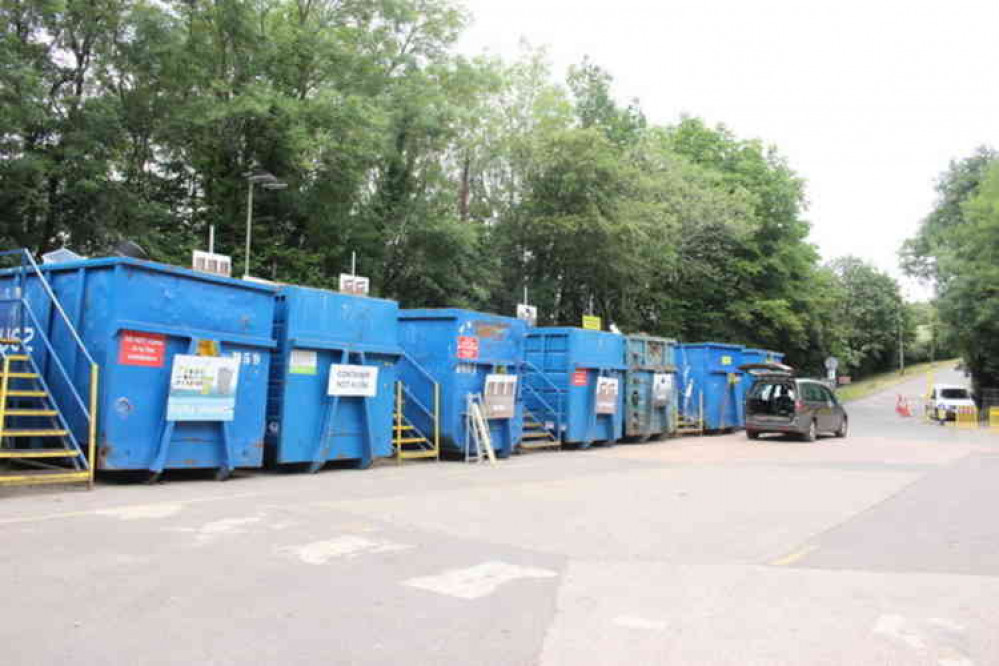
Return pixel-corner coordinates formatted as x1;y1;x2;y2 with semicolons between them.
519;360;563;452
393;353;440;463
0;249;98;488
520;407;560;451
676;385;704;436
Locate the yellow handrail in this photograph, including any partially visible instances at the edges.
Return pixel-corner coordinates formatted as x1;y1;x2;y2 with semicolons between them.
88;363;99;489
434;382;440;462
395;381;403;465
0;356;10;442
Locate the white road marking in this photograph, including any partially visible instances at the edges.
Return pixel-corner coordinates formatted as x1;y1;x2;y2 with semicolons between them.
938;658;974;666
929;618;967;633
282;535;413;565
193;515;264;543
613;615;669;632
95;503;183;520
873;614;926;650
403;561;558;600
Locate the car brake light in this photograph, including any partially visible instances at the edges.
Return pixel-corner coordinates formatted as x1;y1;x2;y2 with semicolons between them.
795;399;805;412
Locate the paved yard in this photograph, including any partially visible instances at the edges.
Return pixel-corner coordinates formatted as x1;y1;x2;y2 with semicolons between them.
3;369;997;665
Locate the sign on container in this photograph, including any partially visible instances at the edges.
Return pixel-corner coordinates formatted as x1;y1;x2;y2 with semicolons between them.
166;354;241;421
328;364;379;397
595;377;619;414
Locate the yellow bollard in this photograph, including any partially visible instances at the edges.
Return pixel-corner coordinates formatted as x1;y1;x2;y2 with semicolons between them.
956;406;979;429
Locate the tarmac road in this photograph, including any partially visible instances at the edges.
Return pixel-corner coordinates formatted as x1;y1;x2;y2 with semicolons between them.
2;367;997;665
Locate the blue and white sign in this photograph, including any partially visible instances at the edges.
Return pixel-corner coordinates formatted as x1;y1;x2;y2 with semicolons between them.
166;354;241;421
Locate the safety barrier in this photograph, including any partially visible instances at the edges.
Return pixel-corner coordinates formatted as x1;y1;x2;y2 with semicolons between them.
955;406;978;428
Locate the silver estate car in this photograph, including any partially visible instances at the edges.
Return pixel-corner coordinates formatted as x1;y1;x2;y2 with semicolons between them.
742;365;848;441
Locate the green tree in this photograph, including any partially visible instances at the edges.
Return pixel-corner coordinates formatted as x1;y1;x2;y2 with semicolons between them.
903;148;999;392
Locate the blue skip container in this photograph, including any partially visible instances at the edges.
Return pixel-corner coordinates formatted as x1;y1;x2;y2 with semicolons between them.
524;327;626;448
0;257;276;478
397;309;526;459
623;335;678;440
677;342;745;431
266;286;401;471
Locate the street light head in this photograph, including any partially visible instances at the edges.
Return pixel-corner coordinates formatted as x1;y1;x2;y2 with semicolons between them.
262;181;288;191
244;170;278;185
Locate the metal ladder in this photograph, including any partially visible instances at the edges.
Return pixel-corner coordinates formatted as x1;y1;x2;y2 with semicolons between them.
464;393;496;464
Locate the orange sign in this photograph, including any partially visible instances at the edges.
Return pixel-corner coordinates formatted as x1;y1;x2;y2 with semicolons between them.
457;336;479;360
119;331;166;367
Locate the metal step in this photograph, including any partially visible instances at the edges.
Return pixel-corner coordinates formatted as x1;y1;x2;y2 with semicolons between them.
2;429;69;438
521;431;556;440
0;448;80;458
393;424;415;431
6;355;29;362
0;338;22;345
0;469;90;487
0;372;39;379
5;390;47;398
5;409;58;417
397;450;438;460
518;440;561;450
396;436;429;445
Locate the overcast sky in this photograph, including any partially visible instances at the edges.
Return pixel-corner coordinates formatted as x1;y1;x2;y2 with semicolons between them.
456;0;999;299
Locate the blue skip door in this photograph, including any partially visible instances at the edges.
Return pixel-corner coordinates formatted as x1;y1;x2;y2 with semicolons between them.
623;335;678;441
677;342;745;431
266;286;401;471
524;327;626;448
0;257;277;478
397;309;526;459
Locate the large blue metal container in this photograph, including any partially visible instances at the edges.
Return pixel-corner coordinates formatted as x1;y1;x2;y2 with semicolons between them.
623;335;678;440
397;309;526;458
677;342;745;431
266;286;401;471
524;327;626;447
0;258;276;476
740;348;785;367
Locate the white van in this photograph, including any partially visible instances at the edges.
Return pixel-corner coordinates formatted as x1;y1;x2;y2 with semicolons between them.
925;384;976;422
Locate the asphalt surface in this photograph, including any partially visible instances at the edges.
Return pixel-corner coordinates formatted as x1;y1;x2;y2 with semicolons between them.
3;368;998;665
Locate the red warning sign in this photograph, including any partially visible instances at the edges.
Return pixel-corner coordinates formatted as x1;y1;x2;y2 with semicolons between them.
119;330;166;367
457;336;480;360
571;370;588;387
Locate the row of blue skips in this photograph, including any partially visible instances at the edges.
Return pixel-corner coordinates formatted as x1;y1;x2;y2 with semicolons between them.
0;257;783;477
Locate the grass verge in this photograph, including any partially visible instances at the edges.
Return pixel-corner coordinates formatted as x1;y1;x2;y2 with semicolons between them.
836;359;960;403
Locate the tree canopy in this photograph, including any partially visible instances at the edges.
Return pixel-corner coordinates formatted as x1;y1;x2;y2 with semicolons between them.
1;0;917;378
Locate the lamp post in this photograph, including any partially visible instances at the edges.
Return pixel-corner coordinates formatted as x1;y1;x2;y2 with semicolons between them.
243;171;287;278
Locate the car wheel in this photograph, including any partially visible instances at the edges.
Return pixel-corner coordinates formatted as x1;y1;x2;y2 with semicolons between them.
747;430;760;440
803;420;817;442
835;417;848;438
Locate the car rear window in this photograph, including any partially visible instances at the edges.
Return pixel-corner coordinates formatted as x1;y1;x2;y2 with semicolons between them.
940;388;970;400
748;380;796;415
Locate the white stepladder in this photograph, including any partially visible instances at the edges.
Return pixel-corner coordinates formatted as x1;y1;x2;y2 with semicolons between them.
464;393;497;465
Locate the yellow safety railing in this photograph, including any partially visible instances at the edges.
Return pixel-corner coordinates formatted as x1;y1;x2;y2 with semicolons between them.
394;380;439;463
0;356;10;441
989;407;999;429
88;363;99;488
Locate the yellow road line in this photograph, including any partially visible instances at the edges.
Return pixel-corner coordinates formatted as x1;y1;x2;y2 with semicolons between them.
770;544;817;566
